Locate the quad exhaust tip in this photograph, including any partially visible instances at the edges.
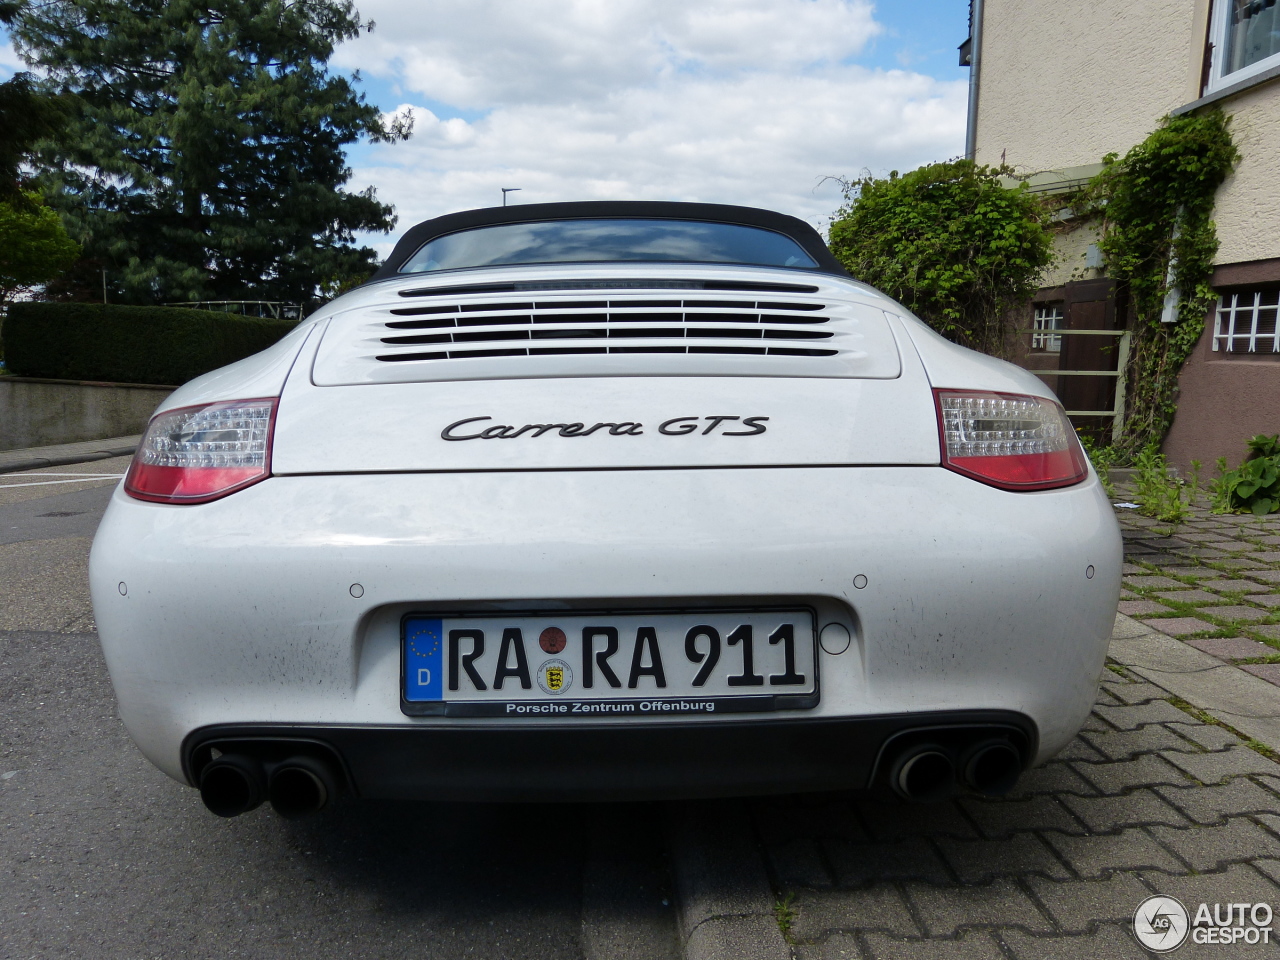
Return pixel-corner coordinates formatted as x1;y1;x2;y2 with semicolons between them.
268;756;340;819
961;740;1022;797
198;751;341;818
889;744;956;803
199;754;266;818
889;737;1023;802
197;735;1019;814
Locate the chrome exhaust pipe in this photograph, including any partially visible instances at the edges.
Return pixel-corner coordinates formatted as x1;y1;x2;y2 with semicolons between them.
199;754;266;817
889;744;955;803
961;740;1022;796
268;755;340;819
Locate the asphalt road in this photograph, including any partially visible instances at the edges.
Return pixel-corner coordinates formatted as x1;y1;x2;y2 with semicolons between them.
0;459;678;960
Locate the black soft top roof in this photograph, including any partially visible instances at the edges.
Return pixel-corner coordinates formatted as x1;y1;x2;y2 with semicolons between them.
368;200;848;281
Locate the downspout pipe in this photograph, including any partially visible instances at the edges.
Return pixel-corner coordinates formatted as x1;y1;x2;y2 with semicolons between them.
964;0;984;161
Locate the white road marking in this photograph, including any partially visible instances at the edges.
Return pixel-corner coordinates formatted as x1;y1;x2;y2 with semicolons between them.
0;475;125;489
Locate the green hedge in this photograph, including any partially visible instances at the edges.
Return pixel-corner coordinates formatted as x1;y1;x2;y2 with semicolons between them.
2;303;298;385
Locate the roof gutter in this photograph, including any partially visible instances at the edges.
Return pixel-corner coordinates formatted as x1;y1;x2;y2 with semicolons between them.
964;0;984;161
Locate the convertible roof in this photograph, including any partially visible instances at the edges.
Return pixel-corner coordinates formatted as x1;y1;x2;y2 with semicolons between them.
367;200;849;281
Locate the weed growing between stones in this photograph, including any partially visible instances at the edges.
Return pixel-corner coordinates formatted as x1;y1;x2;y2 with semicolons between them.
1134;447;1200;523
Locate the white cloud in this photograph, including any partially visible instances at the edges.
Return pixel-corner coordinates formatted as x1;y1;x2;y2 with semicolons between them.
336;0;965;245
338;0;883;108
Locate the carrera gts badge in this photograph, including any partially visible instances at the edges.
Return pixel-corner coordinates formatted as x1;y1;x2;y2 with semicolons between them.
441;415;769;440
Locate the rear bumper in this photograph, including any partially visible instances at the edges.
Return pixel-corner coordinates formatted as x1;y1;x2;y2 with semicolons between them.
184;710;1036;802
90;465;1122;789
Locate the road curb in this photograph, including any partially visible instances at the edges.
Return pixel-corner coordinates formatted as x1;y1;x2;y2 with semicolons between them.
0;437;140;474
666;800;790;960
1109;612;1280;751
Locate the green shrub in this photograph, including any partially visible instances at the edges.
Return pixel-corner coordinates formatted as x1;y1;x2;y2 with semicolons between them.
1213;435;1280;515
2;302;297;385
827;159;1053;358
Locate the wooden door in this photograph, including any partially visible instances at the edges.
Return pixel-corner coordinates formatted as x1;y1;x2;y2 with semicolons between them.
1057;279;1123;438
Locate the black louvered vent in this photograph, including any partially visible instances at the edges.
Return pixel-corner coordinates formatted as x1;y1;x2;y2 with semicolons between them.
374;297;836;363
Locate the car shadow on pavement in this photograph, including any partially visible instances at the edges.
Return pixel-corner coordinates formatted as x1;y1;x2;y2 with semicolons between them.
0;625;673;960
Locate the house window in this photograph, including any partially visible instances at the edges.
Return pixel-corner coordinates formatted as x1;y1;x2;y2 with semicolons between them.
1208;0;1280;91
1213;289;1280;353
1031;302;1064;353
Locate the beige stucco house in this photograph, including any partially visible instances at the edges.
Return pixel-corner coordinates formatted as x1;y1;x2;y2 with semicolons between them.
964;0;1280;470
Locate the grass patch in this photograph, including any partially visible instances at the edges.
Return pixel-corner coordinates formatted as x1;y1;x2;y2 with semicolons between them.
774;891;797;943
1122;558;1280;642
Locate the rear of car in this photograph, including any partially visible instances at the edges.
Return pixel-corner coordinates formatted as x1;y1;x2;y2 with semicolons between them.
89;202;1121;816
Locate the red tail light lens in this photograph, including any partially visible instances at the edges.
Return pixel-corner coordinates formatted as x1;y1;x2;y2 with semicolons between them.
935;389;1088;491
125;398;277;504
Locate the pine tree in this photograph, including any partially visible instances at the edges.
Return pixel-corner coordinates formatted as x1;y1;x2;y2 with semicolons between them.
9;0;410;304
0;73;75;208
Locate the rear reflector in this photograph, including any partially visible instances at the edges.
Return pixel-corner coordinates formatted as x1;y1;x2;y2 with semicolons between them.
125;399;277;504
934;389;1088;491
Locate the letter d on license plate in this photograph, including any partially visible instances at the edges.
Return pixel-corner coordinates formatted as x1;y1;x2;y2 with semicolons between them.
401;609;819;717
404;619;444;700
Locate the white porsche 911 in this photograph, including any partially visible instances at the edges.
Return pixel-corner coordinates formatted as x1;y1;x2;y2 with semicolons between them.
89;201;1122;818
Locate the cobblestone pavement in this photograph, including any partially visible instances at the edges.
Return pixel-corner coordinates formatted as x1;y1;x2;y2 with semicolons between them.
752;672;1280;959
1114;491;1280;682
745;492;1280;960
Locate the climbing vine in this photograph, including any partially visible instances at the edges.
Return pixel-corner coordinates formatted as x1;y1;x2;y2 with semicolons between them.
1079;111;1240;457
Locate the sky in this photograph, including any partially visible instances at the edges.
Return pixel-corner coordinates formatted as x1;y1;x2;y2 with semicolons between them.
0;1;971;255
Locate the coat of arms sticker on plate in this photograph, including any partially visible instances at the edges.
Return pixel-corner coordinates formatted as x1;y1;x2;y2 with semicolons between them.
537;658;573;695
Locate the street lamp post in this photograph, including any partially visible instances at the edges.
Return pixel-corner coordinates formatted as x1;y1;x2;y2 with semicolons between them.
501;187;521;206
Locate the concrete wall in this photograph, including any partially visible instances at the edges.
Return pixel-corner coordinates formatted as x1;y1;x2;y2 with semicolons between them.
0;377;171;451
1212;83;1280;265
975;0;1202;172
1041;222;1104;289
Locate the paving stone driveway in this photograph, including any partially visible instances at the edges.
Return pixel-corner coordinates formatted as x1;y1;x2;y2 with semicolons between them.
1115;496;1280;683
742;494;1280;960
751;673;1280;958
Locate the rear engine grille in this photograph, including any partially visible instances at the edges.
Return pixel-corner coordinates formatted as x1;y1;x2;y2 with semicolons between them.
374;297;836;363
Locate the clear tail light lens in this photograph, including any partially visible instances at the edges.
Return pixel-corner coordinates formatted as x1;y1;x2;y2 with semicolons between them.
125;398;277;504
935;389;1088;491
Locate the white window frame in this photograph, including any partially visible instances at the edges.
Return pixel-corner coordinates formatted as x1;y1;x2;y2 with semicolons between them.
1213;289;1280;353
1207;0;1280;94
1031;302;1064;353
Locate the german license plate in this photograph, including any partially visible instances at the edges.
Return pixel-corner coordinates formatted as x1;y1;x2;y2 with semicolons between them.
401;609;818;717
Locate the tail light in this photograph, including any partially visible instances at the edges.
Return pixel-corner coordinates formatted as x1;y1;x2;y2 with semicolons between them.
934;389;1088;491
125;398;277;504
